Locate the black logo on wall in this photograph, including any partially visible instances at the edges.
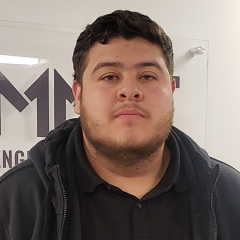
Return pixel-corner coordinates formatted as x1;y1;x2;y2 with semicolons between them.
0;69;74;137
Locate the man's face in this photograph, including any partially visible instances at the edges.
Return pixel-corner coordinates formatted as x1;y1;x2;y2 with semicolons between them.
73;37;175;166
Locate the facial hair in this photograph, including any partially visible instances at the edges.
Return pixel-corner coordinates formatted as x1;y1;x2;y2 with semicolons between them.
80;103;174;167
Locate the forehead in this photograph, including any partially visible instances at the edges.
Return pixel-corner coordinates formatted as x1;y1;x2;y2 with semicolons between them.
84;37;166;71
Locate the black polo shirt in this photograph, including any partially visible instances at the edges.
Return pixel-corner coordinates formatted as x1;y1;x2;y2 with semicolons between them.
74;125;192;240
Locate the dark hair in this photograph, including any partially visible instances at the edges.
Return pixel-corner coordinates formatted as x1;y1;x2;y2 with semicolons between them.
72;10;174;84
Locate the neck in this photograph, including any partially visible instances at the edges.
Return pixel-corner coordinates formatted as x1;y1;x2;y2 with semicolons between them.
83;139;171;199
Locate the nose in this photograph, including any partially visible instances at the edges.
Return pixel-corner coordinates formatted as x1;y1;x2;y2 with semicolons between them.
116;79;143;102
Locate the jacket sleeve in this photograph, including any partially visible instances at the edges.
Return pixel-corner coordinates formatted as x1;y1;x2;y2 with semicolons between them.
0;209;10;240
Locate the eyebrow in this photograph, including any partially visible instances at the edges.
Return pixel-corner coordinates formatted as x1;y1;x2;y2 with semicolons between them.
92;62;123;74
134;62;163;71
91;61;163;74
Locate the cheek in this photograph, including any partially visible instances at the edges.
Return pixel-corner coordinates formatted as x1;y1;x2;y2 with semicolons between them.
82;87;115;114
148;86;173;110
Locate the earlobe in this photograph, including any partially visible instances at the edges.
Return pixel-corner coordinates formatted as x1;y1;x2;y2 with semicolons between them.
72;80;81;115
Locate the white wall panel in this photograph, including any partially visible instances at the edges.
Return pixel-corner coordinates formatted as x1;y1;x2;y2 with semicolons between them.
0;0;240;171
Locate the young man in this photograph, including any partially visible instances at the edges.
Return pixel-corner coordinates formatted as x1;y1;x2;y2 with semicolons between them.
0;10;240;240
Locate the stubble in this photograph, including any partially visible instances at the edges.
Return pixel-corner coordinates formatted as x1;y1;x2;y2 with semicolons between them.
80;102;174;167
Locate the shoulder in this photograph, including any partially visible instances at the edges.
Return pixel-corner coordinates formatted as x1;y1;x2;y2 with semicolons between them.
0;159;47;206
0;159;34;182
211;157;240;184
211;158;240;207
0;159;42;187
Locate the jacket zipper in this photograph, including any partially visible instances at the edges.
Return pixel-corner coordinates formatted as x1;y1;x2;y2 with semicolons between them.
210;168;220;240
57;165;67;240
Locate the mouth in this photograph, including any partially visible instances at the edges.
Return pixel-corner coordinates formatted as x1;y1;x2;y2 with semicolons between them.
114;109;146;120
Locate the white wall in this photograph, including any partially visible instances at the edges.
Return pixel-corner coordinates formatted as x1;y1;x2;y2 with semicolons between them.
1;0;240;170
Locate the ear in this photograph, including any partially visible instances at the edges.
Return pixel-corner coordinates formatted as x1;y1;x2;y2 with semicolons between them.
171;77;176;93
72;80;82;115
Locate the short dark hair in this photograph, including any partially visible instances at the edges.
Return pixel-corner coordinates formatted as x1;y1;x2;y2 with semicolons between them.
72;10;174;84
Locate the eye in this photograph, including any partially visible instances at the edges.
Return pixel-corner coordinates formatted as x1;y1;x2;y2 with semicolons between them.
101;74;119;81
139;75;157;81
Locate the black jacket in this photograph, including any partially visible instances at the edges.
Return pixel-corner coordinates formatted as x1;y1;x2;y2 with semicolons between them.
0;118;240;240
